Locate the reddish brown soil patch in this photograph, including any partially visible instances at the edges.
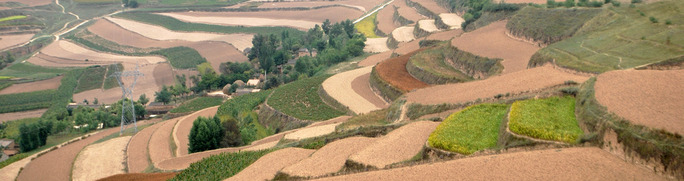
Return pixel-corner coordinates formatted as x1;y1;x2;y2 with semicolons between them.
426;29;463;41
352;72;388;108
0;34;33;50
317;147;665;180
393;0;424;22
0;0;51;6
97;172;177;181
0;109;46;123
0;76;62;95
406;65;588;105
227;148;315;181
376;4;397;35
451;21;539;74
16;120;155;181
412;0;449;14
595;69;684;135
281;137;377;178
358;51;391;67
349;121;439;168
394;40;420;55
149;118;180;167
128;122;166;173
153;63;175;87
174;106;219;156
375;49;429;92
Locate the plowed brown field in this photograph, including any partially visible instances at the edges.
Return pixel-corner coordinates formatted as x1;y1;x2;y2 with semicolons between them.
595;69;684;135
283;116;350;140
358;51;391;67
16;120;155;181
226;148;315;181
349;121;439;168
256;0;384;12
0;34;34;50
174;106;219;156
394;0;424;22
451;21;539;74
127;121;166;173
281;137;377;178
406;65;588;105
376;3;397;35
158;13;318;30
315;147;665;180
150;118;180;168
375;49;428;92
352;72;389;108
364;38;390;53
426;29;463;41
394;40;420;55
0;109;46;123
0;76;62;95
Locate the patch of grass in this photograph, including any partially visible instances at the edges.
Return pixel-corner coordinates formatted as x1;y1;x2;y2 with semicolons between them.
151;47;206;69
103;64;123;90
509;96;583;143
530;0;684;73
407;42;502;84
0;62;69;80
169;97;223;113
75;66;107;93
0;132;85;169
170;148;274;181
0;118;41;139
0;15;26;22
0;81;12;91
268;75;345;121
216;90;272;119
115;13;302;35
507;7;602;44
355;11;380;38
428;104;508;155
0;89;56;113
336;109;391;131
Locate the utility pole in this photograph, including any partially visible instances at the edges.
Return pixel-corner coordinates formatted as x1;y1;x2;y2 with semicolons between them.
110;64;143;135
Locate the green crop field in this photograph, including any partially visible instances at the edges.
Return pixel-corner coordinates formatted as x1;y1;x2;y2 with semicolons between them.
0;81;12;91
115;13;302;35
170;149;273;181
507;7;601;44
509;96;583;143
530;1;684;73
169;96;224;113
0;15;26;23
0;63;69;80
268;75;345;121
0;89;56;113
428;104;508;155
216;90;272;119
74;66;106;93
355;11;380;38
102;64;123;90
151;47;206;69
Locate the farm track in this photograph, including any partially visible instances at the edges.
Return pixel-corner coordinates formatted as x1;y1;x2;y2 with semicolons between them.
173;106;219;156
15;120;156;181
595;69;684;135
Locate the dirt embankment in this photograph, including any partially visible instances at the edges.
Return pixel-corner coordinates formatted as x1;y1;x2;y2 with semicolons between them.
451;21;539;74
406;65;588;105
595;69;684;135
226;148;315;181
0;76;62;95
72;136;131;181
315;147;666;180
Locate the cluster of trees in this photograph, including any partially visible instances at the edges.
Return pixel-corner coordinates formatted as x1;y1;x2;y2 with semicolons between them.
440;0;520;29
188;116;242;153
18;121;51;152
0;52;15;70
547;0;604;8
122;0;139;8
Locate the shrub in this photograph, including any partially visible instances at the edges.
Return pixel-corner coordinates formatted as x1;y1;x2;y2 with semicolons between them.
221;117;242;147
428;104;508;155
665;19;672;25
649;16;658;23
509;96;583;143
631;0;642;3
188;116;224;153
611;1;620;6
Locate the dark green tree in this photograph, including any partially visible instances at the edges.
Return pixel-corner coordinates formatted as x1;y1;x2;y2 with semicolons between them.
138;94;149;105
154;86;172;104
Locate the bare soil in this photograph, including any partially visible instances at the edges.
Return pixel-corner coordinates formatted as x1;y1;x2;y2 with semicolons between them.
0;34;34;50
438;13;464;29
364;38;390;53
426;29;463;41
283;122;344;141
226;148;314;181
352;72;389;109
97;172;177;181
392;26;415;42
316;147;666;180
418;20;439;32
127;121;166;173
595;69;684;135
0;76;62;95
149;118;180;168
174;106;219;156
412;0;449;14
73;63;170;105
0;109;47;123
16;120;154;181
394;40;420;55
153;63;176;88
406;65;588;105
39;40;165;65
256;0;385;12
375;49;429;92
158;13;318;31
358;51;392;67
72;136;131;181
393;0;424;22
376;3;397;35
451;21;539;74
323;67;386;114
348;121;439;168
281;137;377;178
105;17;254;53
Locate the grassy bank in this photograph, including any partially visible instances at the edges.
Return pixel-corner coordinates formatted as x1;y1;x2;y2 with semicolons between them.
507;7;601;45
268;75;345;121
169;96;223;113
151;47;206;69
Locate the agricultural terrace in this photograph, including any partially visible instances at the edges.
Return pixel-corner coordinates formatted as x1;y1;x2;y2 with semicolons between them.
72;136;130;181
74;66;106;93
169;97;224;113
151;47;206;69
322;66;387;114
410;0;449;14
175;106;219;156
228;148;315;181
452;21;540;74
529;0;684;73
0;89;55;113
31;40;165;66
74;63;172;104
408;42;502;84
428;104;508;155
506;7;601;45
105;16;255;52
280;137;377;178
406;65;588;105
268;75;345;121
509;96;583;143
348;121;439;168
0;76;62;95
392;26;415;42
255;0;385;12
375;2;397;35
595;69;684;134
0;109;46;123
374;49;429;91
0;34;33;50
500;0;547;3
170;149;274;181
418;20;439;32
0;62;68;80
157;13;316;31
355;11;380;38
364;37;390;53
